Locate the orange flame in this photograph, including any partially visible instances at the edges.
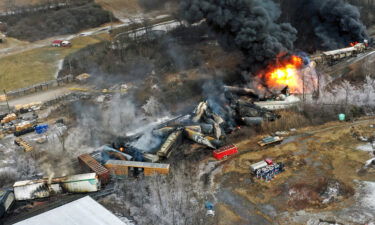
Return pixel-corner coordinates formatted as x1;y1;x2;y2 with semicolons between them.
350;41;359;47
258;55;304;93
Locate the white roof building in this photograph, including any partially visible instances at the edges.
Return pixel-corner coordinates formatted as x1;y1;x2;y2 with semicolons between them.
14;196;128;225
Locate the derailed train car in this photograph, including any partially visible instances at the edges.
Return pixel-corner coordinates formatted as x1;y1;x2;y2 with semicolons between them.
13;173;100;201
0;189;15;217
78;154;111;185
156;129;183;158
13;180;62;201
312;42;367;65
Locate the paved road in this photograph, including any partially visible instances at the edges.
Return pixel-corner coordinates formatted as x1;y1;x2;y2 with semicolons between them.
0;15;176;59
0;84;78;108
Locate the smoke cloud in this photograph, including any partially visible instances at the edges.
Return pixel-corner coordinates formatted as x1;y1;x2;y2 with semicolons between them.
284;0;369;51
179;0;297;73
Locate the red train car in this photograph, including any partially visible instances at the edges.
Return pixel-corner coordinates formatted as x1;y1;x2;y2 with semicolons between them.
213;144;238;160
78;154;110;185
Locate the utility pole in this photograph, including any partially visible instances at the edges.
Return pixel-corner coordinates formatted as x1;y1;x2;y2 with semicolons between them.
3;89;11;113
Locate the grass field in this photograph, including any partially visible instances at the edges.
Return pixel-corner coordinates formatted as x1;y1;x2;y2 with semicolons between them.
95;0;141;18
0;33;109;91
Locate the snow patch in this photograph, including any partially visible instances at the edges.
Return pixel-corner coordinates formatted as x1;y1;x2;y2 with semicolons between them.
360;181;375;210
356;143;374;152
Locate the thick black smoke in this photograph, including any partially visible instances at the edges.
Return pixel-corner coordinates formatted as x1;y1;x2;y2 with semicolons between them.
180;0;297;73
281;0;369;51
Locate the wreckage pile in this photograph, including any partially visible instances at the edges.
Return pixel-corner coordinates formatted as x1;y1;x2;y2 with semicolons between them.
110;85;285;162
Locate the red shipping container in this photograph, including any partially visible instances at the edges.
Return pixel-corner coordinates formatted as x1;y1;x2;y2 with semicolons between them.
78;154;111;185
213;144;238;160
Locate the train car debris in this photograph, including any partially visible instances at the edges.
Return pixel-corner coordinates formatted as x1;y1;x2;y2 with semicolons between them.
78;154;111;185
13;180;62;201
98;146;133;163
1;113;17;124
192;101;208;123
143;153;160;163
213;144;238;160
12;173;100;200
59;173;101;193
223;86;257;97
258;136;284;147
184;128;216;149
105;160;170;177
241;117;263;126
312;41;368;65
152;126;176;137
157;129;183;158
14;137;33;152
0;189;15;218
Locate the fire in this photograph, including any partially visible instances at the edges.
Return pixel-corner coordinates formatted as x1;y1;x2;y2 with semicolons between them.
258;55;304;93
350;41;359;47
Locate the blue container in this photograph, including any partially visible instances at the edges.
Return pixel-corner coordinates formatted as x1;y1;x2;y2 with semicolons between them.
205;202;214;210
35;124;49;134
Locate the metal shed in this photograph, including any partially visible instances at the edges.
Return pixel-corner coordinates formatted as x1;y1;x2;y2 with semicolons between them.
14;196;128;225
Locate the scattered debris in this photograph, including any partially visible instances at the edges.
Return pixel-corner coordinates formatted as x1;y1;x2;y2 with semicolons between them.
0;189;15;218
75;73;91;82
1;113;17;124
34;124;49;134
204;201;215;217
275;131;290;136
257;136;284;147
250;159;285;182
14;138;33;152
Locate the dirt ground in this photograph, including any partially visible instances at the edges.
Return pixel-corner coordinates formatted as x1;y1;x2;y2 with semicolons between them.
209;118;375;225
95;0;142;18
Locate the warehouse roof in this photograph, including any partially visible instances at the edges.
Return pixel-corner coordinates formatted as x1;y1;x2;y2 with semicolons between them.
14;196;127;225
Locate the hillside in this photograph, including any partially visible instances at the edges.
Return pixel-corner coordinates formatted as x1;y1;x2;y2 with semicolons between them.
95;0;141;18
0;2;113;42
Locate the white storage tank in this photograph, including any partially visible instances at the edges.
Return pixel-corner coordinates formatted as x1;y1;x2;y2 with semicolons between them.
60;173;100;193
250;161;268;173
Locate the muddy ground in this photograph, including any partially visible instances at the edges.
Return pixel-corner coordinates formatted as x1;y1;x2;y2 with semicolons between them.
209;118;375;225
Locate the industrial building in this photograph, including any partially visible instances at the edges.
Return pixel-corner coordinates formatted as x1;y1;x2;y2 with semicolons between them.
14;196;128;225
